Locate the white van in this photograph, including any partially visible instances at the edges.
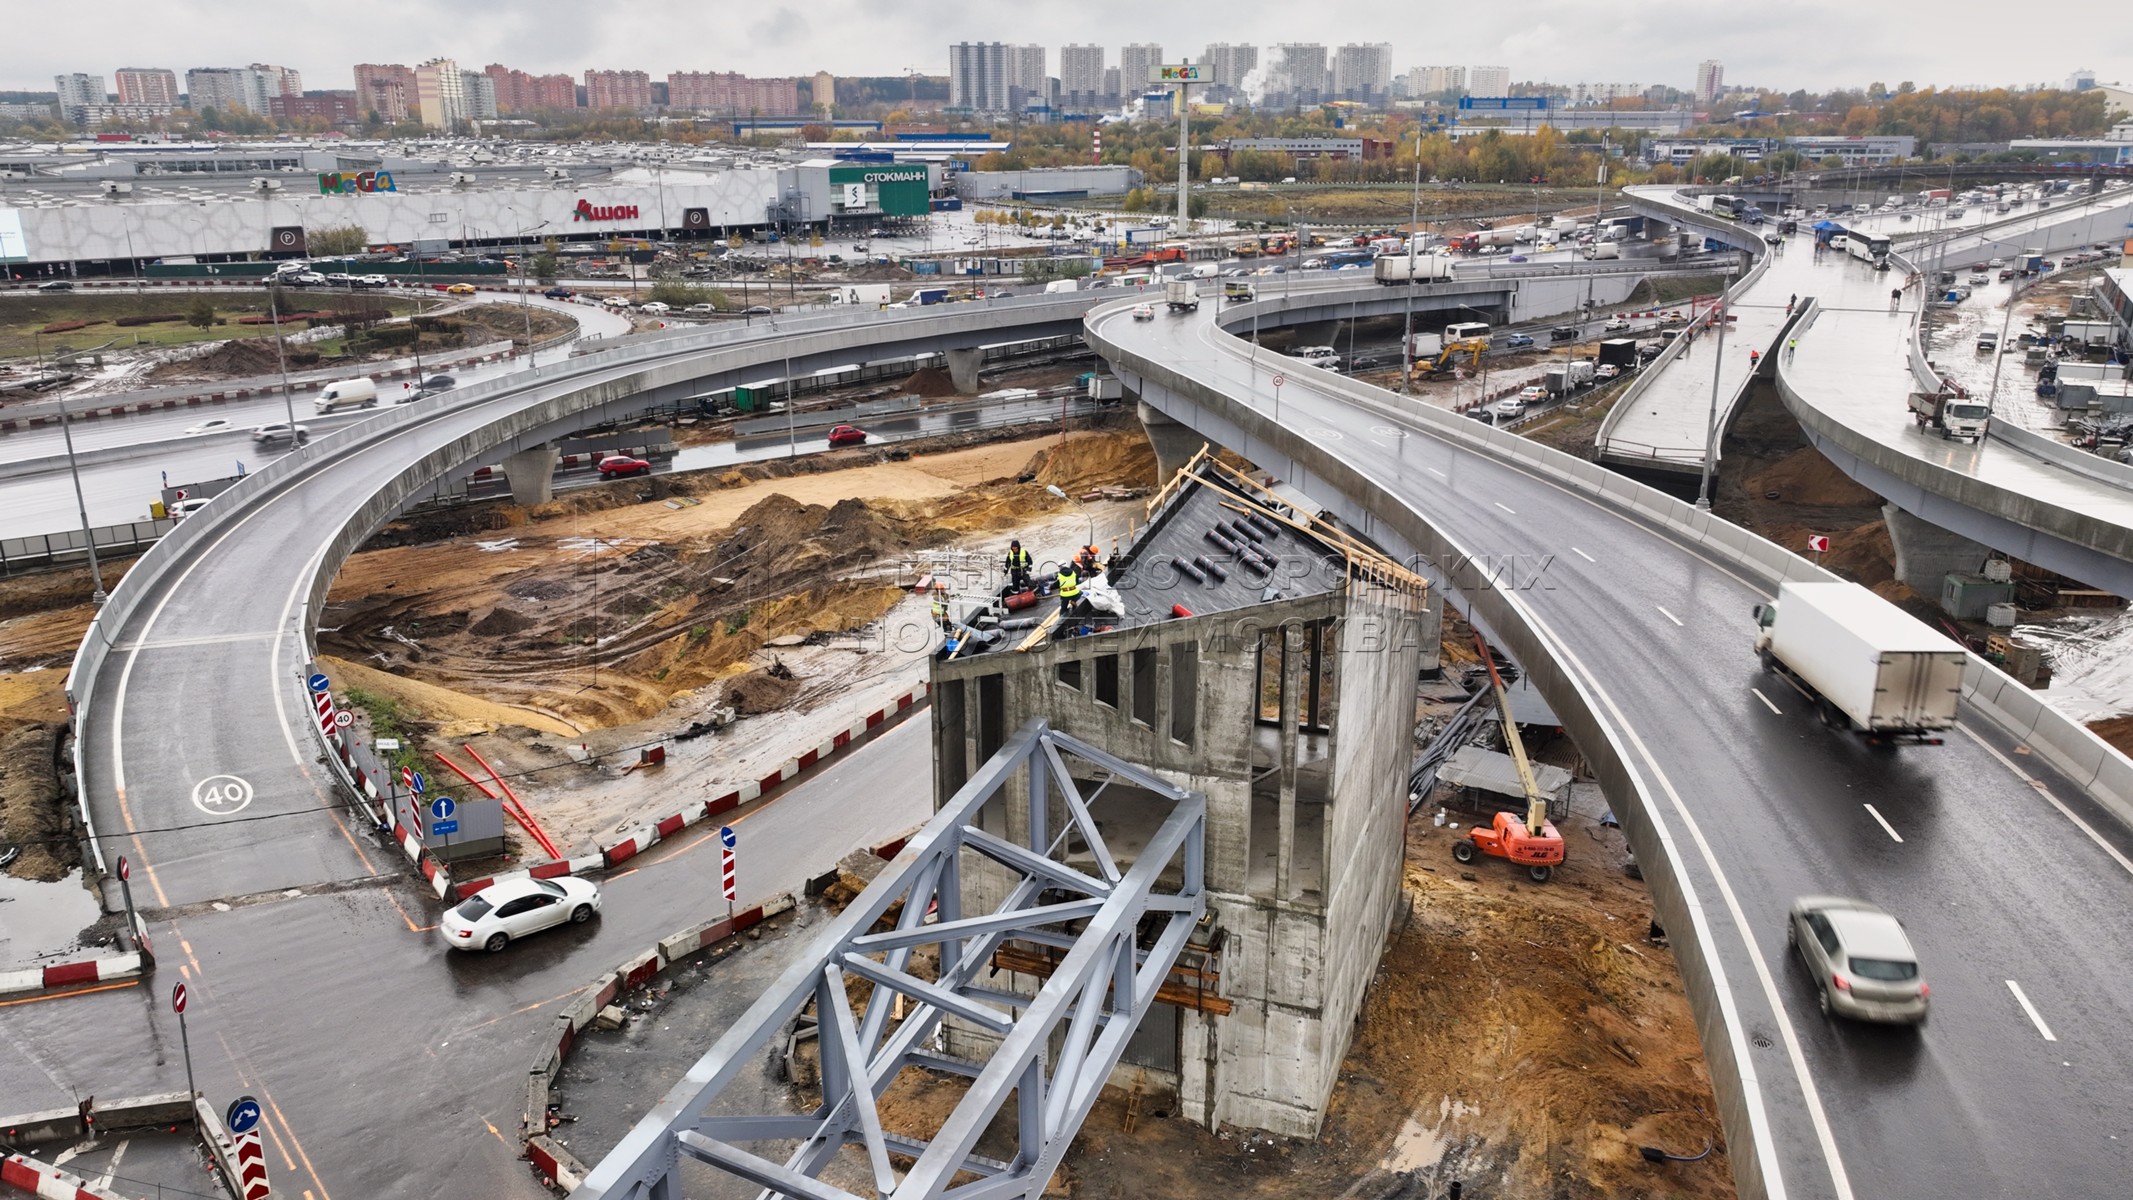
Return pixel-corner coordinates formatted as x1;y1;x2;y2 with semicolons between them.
1042;278;1080;293
314;377;379;413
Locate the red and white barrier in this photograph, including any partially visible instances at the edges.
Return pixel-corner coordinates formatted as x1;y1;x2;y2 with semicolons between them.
0;952;145;1000
1;1151;133;1199
453;681;930;898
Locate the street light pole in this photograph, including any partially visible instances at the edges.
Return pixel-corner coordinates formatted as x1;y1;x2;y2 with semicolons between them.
1401;124;1423;394
1695;305;1731;510
45;335;107;601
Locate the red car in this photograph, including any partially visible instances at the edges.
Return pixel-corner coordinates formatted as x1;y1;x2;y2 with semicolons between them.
596;455;651;479
827;424;869;447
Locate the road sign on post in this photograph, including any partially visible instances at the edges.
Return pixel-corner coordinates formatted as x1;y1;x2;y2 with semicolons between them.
719;824;737;849
173;982;198;1116
721;846;737;903
306;673;330;694
114;855;150;962
226;1095;271;1199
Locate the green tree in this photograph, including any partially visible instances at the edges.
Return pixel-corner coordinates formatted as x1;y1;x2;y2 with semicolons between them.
185;297;217;329
530;251;561;284
646;280;728;309
308;224;370;258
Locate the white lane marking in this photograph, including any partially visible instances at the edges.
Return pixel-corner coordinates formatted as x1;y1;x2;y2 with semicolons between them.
1862;803;1904;843
1960;727;2133;880
92;1138;129;1191
1656;605;1685;626
114;631;283;652
1525;601;1854;1198
1368;438;1390;449
1493;501;1516;514
2005;979;2057;1042
1571;546;1596;563
1426;466;1447;479
1751;688;1783;715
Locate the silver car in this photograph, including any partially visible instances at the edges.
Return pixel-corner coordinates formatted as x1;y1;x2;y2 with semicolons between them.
1787;896;1929;1025
439;876;602;952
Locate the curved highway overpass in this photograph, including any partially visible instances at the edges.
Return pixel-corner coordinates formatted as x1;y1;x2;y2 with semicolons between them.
1622;184;2133;595
37;258;2133;1198
1085;289;2133;1200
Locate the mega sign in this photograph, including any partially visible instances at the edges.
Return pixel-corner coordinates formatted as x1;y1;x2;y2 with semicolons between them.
318;171;396;194
1154;64;1205;83
573;199;642;222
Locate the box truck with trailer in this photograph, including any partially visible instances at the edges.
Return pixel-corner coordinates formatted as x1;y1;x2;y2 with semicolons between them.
1373;255;1457;285
1751;581;1966;743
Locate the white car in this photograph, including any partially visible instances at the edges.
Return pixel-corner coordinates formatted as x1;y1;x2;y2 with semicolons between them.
603;296;633;309
1594;364;1622;382
1493;396;1529;420
1603;317;1632;333
639;301;671;314
438;876;602;952
183;418;234;436
1130;304;1155;321
685;303;717;314
250;422;309;446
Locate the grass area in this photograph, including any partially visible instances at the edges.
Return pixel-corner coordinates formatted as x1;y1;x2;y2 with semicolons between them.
342;685;421;773
0;290;421;363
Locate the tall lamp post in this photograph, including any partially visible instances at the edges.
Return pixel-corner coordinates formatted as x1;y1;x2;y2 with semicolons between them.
504;208;551;367
1400;124;1424;394
39;333;107;602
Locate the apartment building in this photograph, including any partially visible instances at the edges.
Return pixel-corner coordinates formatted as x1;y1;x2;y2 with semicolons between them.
1060;44;1106;108
484;64;578;113
1332;43;1391;105
114;68;179;108
584;69;654;110
414;58;469;129
668;72;799;114
354;63;418;122
1118;43;1163;94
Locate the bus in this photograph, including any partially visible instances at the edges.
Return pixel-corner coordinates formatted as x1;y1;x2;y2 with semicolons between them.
1844;230;1891;269
1710;194;1748;219
1444;321;1492;347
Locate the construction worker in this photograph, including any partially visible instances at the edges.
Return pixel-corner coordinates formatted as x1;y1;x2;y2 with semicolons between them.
1077;544;1103;578
930;588;952;634
1056;563;1082;618
1004;539;1033;591
1786;337;1798;361
1748;349;1760;367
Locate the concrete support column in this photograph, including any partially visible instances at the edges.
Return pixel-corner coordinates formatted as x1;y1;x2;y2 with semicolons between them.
1138;401;1204;482
943;348;984;395
1275;623;1303;901
1883;503;1989;592
501;445;559;506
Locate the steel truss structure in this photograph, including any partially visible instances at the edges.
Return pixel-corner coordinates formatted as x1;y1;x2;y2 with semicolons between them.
574;719;1208;1200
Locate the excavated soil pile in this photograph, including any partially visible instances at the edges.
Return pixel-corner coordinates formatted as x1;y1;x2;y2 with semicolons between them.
2089;715;2133;757
1742;446;1882;509
723;666;801;716
150;336;297;381
901;367;961;398
456;302;575;345
0;723;73;880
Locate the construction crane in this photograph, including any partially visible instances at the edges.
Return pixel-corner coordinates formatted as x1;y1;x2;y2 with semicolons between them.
1451;632;1566;882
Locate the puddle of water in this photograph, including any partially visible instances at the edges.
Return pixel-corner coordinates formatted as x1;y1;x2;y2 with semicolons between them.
0;869;105;967
1379;1097;1483;1172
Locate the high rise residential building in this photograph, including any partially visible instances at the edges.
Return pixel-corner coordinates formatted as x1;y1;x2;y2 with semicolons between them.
483;64;577;112
811;71;836;113
2068;68;2097;91
1263;44;1328;108
1694;59;1724;103
1059;44;1106;107
1332;43;1391;104
354;63;418;122
54;73;105;110
462;71;499;119
584;69;653;110
1103;66;1121;104
948;42;1044;111
1468;65;1511;97
250;64;302;98
113;68;178;108
1567;81;1647;107
184;68;252;114
668;72;799;114
1118;43;1163;94
270;92;358;125
414;58;468;129
1200;43;1257;101
1400;65;1467;98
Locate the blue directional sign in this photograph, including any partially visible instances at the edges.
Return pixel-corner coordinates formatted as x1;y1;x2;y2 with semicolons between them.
429;796;456;821
719;825;737;849
409;771;426;795
226;1095;262;1135
430;819;459;837
306;673;331;694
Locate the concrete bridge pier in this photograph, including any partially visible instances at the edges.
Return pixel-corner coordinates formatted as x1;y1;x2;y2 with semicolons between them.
1139;401;1204;480
502;444;559;506
1884;503;1991;592
943;348;985;395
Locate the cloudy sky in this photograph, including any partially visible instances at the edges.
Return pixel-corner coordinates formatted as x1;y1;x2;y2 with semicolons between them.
5;0;2122;95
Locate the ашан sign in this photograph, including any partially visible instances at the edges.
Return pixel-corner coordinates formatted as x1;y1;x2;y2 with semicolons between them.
573;199;641;222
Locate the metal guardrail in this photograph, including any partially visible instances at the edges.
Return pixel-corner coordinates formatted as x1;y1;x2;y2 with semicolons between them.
1;518;174;575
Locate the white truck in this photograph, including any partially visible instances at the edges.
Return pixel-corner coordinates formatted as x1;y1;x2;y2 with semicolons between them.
1907;389;1990;441
833;284;893;305
1373;255;1457;285
1164;279;1201;313
1584;242;1620;260
1752;581;1966;743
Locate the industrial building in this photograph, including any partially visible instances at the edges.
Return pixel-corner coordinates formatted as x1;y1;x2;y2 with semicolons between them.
929;455;1439;1136
952;164;1139;201
0;143;940;274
